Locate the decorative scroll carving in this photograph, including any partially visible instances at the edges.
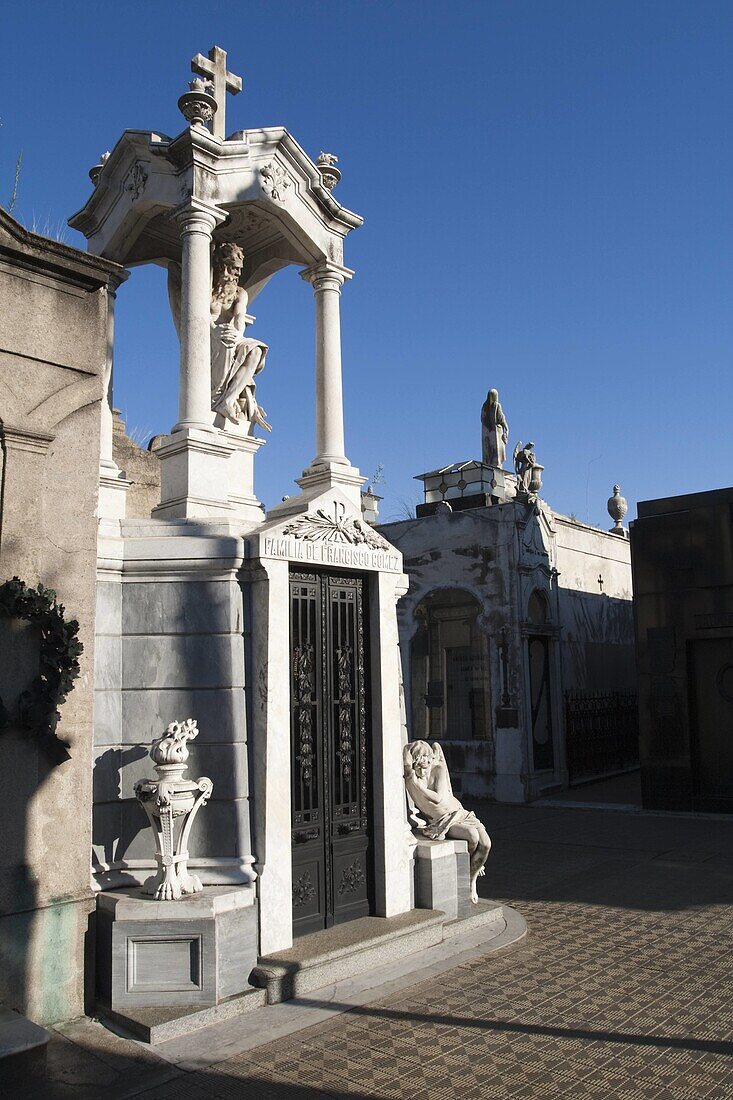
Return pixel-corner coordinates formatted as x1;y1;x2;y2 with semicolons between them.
293;871;316;907
294;642;315;784
283;509;392;549
126;163;148;201
260;161;291;202
336;644;353;779
338;858;365;895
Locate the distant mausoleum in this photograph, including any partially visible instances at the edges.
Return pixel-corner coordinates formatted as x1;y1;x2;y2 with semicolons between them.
379;394;637;803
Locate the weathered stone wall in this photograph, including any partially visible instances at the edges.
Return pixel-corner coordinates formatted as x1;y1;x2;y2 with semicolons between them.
0;211;123;1024
553;516;635;693
111;411;160;518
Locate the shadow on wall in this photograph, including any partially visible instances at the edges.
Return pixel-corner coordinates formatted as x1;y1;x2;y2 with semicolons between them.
91;574;250;898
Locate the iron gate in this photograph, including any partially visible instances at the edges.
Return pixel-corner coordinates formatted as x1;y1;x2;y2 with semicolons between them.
290;570;372;937
564;690;639;783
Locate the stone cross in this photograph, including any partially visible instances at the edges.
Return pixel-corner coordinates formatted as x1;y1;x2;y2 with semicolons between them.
191;46;242;140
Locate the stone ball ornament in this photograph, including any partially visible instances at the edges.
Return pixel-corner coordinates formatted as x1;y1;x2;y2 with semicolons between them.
134;718;213;901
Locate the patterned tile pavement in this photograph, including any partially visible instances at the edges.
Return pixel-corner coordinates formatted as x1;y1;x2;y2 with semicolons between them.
25;796;733;1099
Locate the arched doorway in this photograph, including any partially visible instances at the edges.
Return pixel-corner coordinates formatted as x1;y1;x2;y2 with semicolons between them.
410;588;491;742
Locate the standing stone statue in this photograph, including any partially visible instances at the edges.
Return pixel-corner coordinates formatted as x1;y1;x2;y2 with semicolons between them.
168;241;271;432
403;740;491;903
481;388;509;468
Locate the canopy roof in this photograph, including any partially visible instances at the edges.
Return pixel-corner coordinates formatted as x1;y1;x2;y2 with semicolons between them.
69;124;363;303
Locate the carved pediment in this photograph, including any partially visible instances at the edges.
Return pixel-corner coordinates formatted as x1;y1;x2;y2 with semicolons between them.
283;508;391;550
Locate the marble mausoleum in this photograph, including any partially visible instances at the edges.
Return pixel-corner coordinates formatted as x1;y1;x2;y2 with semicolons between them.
379;393;637;803
0;45;508;1043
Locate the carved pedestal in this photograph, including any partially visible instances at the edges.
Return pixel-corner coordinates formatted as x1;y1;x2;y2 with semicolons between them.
413;838;472;922
96;886;257;1012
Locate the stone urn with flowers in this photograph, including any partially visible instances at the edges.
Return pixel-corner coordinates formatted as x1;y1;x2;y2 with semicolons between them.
134;718;213;901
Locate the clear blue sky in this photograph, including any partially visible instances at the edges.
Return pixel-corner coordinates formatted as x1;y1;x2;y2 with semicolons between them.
3;2;732;523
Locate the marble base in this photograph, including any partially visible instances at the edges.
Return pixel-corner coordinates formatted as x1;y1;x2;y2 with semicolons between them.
152;427;234;519
413;838;472;921
96;886;257;1011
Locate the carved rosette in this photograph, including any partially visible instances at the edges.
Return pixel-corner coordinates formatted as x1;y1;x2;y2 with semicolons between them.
260;161;292;203
293;871;316;907
338;859;365;895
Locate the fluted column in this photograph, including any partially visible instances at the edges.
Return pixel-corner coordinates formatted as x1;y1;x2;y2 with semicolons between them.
301;261;353;467
172;199;225;432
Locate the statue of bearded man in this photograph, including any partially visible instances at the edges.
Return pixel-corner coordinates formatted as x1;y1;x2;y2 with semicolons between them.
168;241;271;432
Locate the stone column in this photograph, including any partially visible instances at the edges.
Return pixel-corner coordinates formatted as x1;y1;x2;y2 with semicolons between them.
98;274;131;522
153;199;237;520
173;199;225;433
369;569;415;918
300;261;353;468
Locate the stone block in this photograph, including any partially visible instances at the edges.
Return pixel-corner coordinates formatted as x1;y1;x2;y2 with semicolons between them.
121;580;243;636
0;1007;49;1087
94;689;122;746
117;743;248;802
95;581;122;635
94;635;122;690
120;687;246;744
96;887;257;1011
413;838;471;921
121;634;245;690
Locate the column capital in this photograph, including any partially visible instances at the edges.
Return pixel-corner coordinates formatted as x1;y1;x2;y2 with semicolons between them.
300;260;354;291
171;197;227;233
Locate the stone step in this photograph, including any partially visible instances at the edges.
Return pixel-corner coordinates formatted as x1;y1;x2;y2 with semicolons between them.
0;1007;50;1086
443;900;505;939
97;986;267;1045
252;909;447;1004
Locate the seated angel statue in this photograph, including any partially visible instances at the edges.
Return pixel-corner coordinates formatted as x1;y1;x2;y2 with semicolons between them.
403;740;491;903
168;241;271;433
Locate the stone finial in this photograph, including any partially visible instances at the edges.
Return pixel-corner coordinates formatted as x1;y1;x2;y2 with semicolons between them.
134;719;213;901
607;484;629;536
178;78;218;129
361;486;381;525
89;151;111;186
316;152;341;191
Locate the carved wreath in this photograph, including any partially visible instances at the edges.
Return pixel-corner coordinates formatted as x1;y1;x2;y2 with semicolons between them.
0;577;81;763
283;510;391;550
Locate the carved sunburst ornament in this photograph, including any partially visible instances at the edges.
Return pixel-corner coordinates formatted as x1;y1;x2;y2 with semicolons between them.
283;509;391;549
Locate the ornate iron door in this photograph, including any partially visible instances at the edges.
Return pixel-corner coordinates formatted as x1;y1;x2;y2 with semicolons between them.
290;571;372;937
